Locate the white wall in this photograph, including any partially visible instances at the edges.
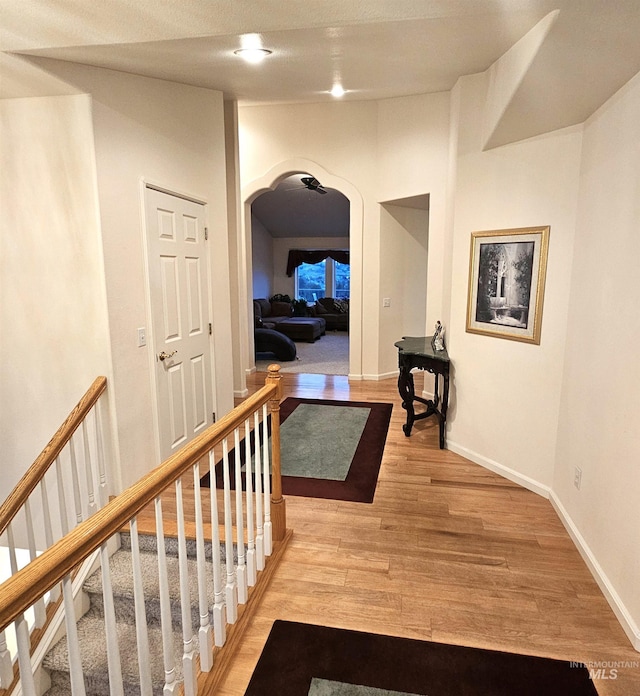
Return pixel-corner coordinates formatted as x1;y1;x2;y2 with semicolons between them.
239;95;450;377
30;59;234;487
0;94;113;497
553;72;640;644
379;204;429;375
377;93;450;333
251;214;274;299
224;100;249;398
446;72;583;492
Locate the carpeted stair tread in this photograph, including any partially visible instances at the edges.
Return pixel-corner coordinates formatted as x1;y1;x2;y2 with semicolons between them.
119;531;233;561
83;547;229;627
43;614;191;696
40;533;240;696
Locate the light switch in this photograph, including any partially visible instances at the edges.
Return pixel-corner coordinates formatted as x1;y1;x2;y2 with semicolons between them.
137;327;146;347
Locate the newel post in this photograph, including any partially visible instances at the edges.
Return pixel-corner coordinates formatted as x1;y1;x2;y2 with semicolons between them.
266;364;286;541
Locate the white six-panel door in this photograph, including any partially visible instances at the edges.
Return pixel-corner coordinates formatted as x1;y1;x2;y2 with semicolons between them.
145;187;214;460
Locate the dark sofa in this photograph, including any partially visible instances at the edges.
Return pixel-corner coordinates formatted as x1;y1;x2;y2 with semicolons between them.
310;297;349;331
253;299;326;342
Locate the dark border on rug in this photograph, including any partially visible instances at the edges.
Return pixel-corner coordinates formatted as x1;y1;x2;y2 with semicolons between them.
244;620;599;696
201;397;392;503
278;397;392;503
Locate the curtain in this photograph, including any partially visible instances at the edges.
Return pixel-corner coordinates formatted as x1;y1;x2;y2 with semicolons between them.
286;249;349;277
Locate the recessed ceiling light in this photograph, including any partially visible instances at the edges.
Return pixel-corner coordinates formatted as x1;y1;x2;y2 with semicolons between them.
330;84;345;98
234;48;272;64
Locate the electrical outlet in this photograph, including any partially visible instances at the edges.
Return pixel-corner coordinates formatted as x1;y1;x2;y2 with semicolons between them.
137;327;146;347
383;297;391;307
574;466;582;490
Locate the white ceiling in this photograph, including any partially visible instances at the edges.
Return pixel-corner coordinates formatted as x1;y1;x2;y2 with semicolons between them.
252;175;350;239
3;1;639;237
3;1;640;122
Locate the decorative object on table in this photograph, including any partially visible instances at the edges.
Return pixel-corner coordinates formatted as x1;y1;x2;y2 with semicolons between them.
246;621;598;696
466;226;550;344
431;320;446;351
395;336;450;448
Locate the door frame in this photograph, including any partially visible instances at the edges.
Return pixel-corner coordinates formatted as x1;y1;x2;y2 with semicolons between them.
140;178;216;464
240;158;364;383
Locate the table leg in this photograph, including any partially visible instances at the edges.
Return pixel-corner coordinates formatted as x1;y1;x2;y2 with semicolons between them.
397;367;416;437
438;373;450;449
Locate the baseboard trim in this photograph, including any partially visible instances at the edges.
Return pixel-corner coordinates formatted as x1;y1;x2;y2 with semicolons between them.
361;371;397;381
549;492;640;652
446;439;551;499
447;438;639;652
234;388;249;398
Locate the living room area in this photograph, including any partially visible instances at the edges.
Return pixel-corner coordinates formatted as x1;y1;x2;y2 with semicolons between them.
251;173;351;375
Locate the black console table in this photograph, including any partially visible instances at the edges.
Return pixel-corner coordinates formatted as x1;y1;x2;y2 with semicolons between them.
394;336;451;448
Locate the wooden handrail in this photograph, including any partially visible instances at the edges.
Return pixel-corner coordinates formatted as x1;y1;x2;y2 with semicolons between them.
0;372;281;633
0;376;108;537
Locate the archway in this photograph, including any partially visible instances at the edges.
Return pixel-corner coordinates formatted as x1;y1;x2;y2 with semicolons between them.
239;159;364;384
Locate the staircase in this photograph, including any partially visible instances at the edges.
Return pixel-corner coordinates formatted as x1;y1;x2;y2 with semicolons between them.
0;368;287;696
42;534;232;696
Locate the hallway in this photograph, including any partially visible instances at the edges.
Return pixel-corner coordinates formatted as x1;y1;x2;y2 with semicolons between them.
217;372;639;695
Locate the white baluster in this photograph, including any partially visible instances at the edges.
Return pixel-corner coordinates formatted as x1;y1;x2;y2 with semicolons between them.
55;459;87;695
192;463;213;671
94;401;108;508
175;479;197;696
208;450;226;647
0;631;13;688
244;418;257;587
129;518;153;696
55;456;70;537
62;573;87;696
15;615;36;696
82;420;97;516
24;499;46;628
99;543;124;696
154;497;178;694
253;413;265;571
262;404;272;556
40;476;61;601
233;429;247;604
222;438;237;624
7;523;37;696
68;435;84;525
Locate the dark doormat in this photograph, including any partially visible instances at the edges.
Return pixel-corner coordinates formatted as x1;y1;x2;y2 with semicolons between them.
244;621;599;696
200;397;392;503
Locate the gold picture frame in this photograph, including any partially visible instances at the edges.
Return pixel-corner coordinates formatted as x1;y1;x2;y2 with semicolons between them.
466;226;550;344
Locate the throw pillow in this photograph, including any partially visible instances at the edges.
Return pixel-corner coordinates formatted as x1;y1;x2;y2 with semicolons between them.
271;301;293;317
333;299;349;313
314;301;327;314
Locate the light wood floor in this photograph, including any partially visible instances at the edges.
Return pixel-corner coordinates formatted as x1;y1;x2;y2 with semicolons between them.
214;371;639;695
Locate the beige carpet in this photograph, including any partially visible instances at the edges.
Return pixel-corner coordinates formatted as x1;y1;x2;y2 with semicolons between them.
256;331;349;375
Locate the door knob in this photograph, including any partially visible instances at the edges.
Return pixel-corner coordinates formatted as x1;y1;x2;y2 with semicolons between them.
158;350;177;362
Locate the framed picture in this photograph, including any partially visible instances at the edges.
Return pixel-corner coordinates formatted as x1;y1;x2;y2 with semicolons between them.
466;226;550;344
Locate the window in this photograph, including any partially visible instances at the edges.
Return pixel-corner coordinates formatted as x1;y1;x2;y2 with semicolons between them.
333;261;350;299
295;259;350;301
296;260;327;302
